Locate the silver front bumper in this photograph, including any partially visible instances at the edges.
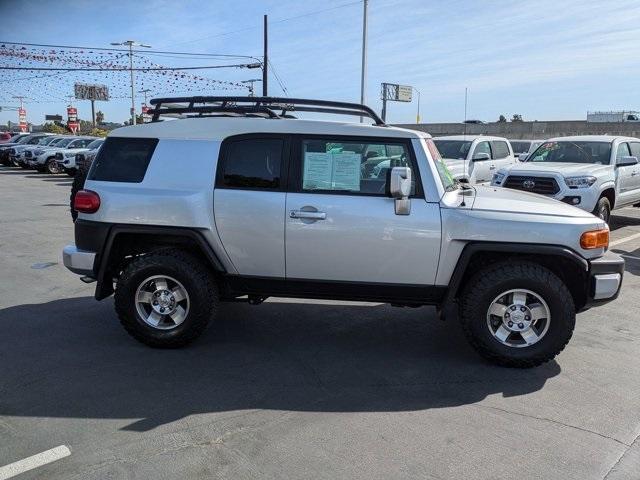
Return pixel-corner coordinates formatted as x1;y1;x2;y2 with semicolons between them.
62;244;96;276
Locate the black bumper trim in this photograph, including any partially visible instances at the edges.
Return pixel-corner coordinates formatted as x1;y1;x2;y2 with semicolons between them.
582;250;625;310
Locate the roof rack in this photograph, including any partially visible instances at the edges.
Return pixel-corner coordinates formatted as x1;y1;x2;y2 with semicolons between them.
148;96;386;126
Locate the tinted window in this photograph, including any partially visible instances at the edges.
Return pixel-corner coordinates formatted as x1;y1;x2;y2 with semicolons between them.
219;138;282;189
510;141;530;154
491;141;510;159
69;139;93;148
300;138;414;195
630;142;640;158
89;137;158;183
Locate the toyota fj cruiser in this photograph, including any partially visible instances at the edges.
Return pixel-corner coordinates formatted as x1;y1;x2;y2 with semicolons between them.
63;97;624;367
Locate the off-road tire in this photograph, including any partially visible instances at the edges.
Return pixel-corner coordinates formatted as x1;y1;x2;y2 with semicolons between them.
114;249;217;348
459;261;575;368
70;166;89;222
593;196;611;223
45;158;59;174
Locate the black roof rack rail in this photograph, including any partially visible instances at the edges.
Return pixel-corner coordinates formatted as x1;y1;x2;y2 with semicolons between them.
148;96;386;126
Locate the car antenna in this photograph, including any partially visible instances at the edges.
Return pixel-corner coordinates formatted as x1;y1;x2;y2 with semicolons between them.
461;87;468;206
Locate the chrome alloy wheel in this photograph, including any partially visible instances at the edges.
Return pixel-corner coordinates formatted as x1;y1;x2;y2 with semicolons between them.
486;289;550;348
135;275;190;330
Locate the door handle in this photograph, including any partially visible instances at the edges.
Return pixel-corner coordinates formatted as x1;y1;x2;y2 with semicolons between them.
290;210;327;220
489;165;496;170
632;171;638;176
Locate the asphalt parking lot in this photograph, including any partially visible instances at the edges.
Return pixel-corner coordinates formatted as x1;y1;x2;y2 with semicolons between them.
0;165;639;480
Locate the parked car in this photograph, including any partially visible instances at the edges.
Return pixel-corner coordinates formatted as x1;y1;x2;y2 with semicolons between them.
491;135;640;223
18;135;68;167
59;138;104;175
0;135;34;165
5;134;54;167
433;135;516;184
63;96;623;368
28;137;96;174
509;139;543;161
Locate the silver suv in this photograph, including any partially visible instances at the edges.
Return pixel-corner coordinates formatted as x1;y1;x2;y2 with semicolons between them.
62;97;624;368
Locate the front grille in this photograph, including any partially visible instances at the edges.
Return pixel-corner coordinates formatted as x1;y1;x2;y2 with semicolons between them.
503;175;560;195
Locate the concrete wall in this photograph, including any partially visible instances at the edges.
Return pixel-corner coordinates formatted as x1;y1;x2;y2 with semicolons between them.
395;121;640;139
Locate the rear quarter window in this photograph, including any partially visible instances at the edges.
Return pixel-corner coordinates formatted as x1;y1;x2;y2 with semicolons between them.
89;137;158;183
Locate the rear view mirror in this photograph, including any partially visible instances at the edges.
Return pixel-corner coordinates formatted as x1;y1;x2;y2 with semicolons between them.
472;152;490;161
389;166;412;215
617;156;638;166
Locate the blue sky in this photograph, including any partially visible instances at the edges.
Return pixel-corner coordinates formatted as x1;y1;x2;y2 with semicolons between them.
1;0;639;126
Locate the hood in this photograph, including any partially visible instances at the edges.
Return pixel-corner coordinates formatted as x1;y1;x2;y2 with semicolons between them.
470;185;595;218
501;162;611;176
442;158;469;178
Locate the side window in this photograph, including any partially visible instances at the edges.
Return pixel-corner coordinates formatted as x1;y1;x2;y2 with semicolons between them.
300;138;415;196
473;141;491;159
89;137;158;183
491;141;510;159
629;142;640;158
616;142;631;160
218;138;283;190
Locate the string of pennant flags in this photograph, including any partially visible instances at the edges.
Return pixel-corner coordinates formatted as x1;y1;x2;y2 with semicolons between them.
0;42;260;127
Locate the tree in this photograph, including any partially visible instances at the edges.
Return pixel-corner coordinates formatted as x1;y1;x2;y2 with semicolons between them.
42;122;67;134
96;111;104;124
511;114;523;122
498;115;507;123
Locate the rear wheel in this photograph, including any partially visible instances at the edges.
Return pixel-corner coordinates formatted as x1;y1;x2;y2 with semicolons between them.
459;262;575;368
114;249;217;348
592;196;611;223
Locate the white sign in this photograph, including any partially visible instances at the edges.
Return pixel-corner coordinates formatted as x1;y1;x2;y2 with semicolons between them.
303;152;361;191
397;85;413;102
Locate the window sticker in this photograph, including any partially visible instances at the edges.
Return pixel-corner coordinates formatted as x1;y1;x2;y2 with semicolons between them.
303;152;361;191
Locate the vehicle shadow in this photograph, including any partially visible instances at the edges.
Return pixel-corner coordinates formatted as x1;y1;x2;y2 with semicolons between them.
609;212;640;230
0;296;560;432
612;246;640;277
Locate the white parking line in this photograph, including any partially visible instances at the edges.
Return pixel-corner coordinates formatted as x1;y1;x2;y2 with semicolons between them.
610;232;640;247
621;254;640;262
0;445;70;480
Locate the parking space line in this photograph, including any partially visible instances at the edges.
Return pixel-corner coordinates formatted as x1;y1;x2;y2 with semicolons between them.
621;254;640;262
610;232;640;247
0;445;71;480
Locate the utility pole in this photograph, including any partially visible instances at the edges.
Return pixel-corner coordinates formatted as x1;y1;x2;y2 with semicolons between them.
262;15;268;96
111;40;151;125
138;88;151;105
413;87;421;123
241;79;262;97
359;0;368;122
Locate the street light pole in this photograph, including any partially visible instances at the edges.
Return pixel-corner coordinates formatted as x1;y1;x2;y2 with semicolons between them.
413;87;421;124
111;40;151;126
359;0;368;122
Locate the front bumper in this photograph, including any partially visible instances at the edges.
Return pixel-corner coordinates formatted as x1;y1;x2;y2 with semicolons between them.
62;245;96;276
583;250;624;309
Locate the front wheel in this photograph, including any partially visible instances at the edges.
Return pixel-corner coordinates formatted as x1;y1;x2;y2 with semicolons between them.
45;158;60;174
114;249;218;348
459;262;575;368
592;196;611;223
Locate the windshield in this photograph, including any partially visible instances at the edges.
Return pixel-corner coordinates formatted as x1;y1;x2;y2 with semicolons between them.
528;141;612;164
15;135;32;144
38;136;58;145
86;139;104;149
433;140;472;160
425;139;457;191
56;138;75;147
26;136;49;145
510;141;531;154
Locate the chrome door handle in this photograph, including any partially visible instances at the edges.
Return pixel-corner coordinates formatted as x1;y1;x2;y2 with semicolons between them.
290;210;327;220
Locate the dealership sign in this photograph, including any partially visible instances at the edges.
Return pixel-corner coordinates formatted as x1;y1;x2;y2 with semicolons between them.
74;83;109;101
18;108;27;132
67;106;79;133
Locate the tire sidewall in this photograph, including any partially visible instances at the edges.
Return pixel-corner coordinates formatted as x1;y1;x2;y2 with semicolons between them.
464;270;574;362
595;197;611;223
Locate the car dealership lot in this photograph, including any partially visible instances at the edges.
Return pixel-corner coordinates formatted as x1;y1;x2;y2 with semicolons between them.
0;166;639;479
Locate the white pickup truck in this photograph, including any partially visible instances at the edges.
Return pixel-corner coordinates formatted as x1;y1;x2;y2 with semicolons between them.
433;135;516;184
491;135;640;222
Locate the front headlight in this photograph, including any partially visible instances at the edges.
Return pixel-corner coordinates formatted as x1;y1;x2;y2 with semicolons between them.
492;172;506;185
564;176;597;188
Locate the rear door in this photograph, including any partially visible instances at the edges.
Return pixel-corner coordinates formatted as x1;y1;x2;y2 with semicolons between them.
627;142;640;202
470;140;492;183
214;135;288;277
285;135;441;288
491;140;515;172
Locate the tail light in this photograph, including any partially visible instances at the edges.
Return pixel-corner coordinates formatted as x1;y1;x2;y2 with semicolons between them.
74;190;101;214
580;228;609;249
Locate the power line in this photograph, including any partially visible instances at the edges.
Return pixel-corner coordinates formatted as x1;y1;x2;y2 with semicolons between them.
0;63;261;72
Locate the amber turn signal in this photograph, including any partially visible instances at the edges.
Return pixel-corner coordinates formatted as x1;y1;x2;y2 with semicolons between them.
580;229;609;249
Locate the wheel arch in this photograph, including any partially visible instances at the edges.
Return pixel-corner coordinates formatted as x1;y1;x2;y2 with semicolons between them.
446;242;590;312
90;224;227;300
599;187;616;209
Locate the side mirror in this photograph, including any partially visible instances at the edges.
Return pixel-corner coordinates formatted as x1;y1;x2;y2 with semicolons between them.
617;156;638;167
472;152;490;161
389;166;412;215
517;153;528;161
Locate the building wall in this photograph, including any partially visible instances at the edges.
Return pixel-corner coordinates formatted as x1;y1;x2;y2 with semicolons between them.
395;121;640;139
